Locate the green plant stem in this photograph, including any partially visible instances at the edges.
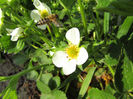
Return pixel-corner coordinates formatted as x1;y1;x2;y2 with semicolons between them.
65;83;70;93
59;0;67;10
40;37;52;47
107;65;115;77
37;67;44;81
27;42;47;55
98;79;104;90
47;25;54;41
78;0;87;35
0;65;45;82
67;11;73;26
30;43;39;49
31;39;47;53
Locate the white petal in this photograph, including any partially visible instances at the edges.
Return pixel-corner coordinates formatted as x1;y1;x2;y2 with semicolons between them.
33;0;43;10
76;47;88;65
52;51;69;68
33;0;51;14
37;24;47;30
10;27;23;41
10;27;23;36
6;28;13;35
11;36;19;41
30;10;41;23
66;27;80;45
63;59;76;75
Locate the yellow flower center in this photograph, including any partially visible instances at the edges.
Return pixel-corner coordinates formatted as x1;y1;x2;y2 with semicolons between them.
40;9;49;18
66;45;79;59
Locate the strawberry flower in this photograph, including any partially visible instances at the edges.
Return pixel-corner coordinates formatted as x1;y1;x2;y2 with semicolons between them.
30;0;51;30
52;27;88;75
7;27;23;41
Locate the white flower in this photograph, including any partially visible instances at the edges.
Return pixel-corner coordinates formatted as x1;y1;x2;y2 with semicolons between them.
6;27;23;41
52;27;88;75
0;8;3;26
30;0;51;30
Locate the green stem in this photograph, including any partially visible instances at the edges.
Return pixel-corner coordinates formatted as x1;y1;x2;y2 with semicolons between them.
27;42;47;54
0;65;45;82
47;25;54;41
59;0;67;10
37;67;44;80
30;43;39;49
78;0;87;35
107;65;115;77
65;83;70;93
40;37;52;47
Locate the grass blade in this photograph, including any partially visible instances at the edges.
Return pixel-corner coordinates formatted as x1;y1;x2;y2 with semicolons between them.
117;16;133;39
78;67;96;99
104;12;110;34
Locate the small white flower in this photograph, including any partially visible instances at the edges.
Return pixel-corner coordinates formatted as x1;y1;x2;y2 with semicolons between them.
30;0;51;30
52;28;88;75
6;27;23;41
0;8;3;26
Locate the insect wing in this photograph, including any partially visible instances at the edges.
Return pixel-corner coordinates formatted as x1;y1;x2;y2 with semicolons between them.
51;19;63;27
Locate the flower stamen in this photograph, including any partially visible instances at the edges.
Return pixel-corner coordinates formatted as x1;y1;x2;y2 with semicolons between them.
66;45;79;59
40;9;49;18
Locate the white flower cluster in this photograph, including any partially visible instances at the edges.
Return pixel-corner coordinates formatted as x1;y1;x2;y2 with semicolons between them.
4;0;89;75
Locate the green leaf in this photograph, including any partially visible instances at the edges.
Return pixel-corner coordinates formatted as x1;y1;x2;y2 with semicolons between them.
87;23;95;33
49;76;61;89
0;35;11;50
3;89;17;99
117;16;133;39
115;50;133;92
96;0;133;16
0;0;8;4
40;73;53;85
32;49;52;65
105;41;121;66
104;54;118;66
27;70;38;80
51;90;67;99
105;85;116;95
1;76;19;98
87;88;116;99
40;93;53;99
26;61;38;80
37;80;51;94
12;53;28;65
58;9;67;20
40;90;67;99
78;67;96;98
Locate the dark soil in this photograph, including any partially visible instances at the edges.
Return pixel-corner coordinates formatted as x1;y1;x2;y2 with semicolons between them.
0;55;40;99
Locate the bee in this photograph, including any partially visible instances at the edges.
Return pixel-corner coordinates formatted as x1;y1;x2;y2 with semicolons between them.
36;14;63;27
